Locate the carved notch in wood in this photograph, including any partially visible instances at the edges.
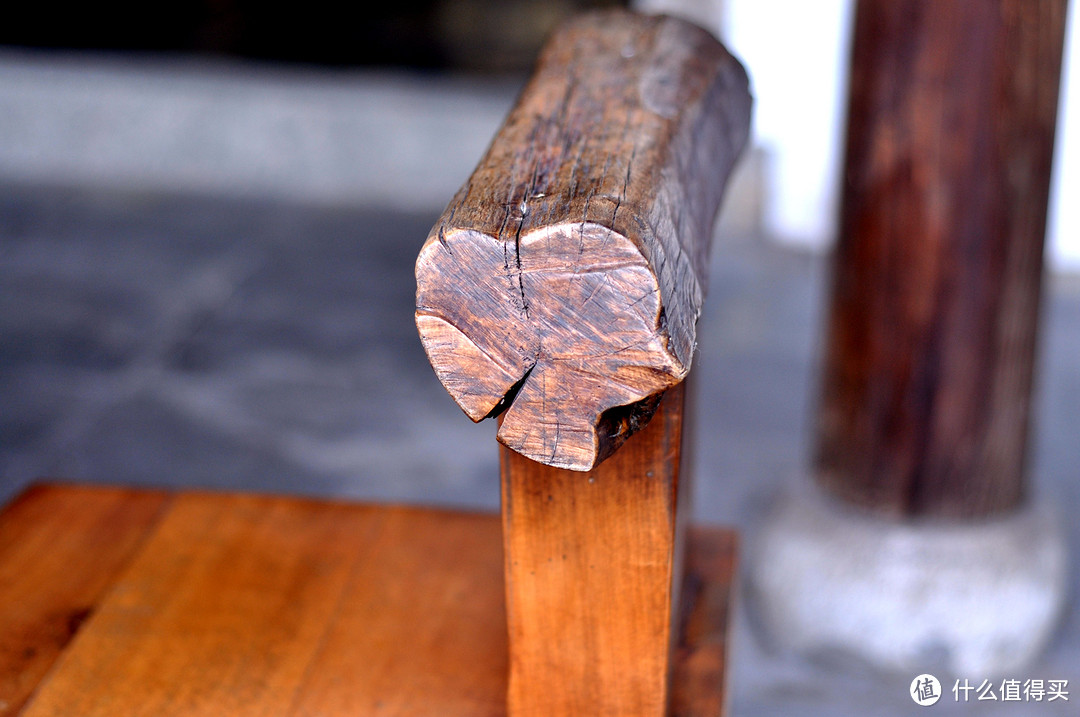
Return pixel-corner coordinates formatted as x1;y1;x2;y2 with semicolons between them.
415;10;751;471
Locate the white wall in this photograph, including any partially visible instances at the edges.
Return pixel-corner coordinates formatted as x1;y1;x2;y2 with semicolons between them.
719;0;853;251
0;59;519;211
2;3;1074;269
1049;0;1080;270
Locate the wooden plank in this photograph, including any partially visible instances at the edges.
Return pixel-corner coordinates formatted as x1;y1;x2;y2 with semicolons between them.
815;0;1068;517
17;492;509;717
671;528;737;717
415;10;751;471
4;485;734;715
19;491;366;716
287;508;507;716
0;483;169;717
501;382;687;716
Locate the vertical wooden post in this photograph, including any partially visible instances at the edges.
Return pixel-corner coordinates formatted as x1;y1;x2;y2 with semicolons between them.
415;10;750;713
501;383;688;715
816;0;1068;518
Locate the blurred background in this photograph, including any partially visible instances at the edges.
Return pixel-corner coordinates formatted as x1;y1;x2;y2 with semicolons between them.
1;0;1077;714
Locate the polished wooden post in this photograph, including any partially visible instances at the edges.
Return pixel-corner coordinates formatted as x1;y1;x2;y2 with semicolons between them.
501;383;689;715
416;9;750;714
816;0;1068;518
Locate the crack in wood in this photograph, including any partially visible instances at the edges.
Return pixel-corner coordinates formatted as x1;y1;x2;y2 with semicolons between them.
415;10;751;470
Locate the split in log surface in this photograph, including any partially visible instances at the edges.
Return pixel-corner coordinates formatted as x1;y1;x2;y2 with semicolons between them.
815;0;1067;517
416;9;751;470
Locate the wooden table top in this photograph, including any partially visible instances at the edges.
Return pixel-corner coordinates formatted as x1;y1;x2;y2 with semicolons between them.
0;483;735;716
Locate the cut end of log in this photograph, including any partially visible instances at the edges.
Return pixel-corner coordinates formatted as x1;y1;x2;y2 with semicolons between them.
414;9;752;470
415;314;523;422
417;223;685;471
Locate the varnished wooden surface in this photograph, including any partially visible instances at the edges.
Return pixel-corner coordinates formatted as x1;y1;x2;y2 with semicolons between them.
1;484;735;716
0;485;170;717
416;10;751;471
502;384;689;716
671;529;737;717
815;0;1067;517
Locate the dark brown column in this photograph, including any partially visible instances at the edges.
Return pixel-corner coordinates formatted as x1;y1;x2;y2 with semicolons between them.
816;0;1068;517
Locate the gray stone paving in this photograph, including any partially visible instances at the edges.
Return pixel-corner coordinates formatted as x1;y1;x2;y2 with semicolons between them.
1;57;1078;715
3;181;1077;715
0;184;500;507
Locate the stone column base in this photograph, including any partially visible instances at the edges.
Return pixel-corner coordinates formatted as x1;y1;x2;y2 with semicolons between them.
746;482;1068;676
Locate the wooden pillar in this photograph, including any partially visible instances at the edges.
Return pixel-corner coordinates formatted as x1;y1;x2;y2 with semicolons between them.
415;10;751;714
816;0;1068;518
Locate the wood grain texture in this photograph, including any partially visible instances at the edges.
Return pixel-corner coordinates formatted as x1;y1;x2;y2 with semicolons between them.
671;528;737;717
18;493;508;717
0;484;169;717
815;0;1067;517
501;383;687;716
20;492;369;717
285;508;508;716
416;10;751;471
4;484;736;716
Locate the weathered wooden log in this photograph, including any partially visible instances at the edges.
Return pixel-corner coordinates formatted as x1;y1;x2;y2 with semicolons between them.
815;0;1067;517
415;9;751;470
